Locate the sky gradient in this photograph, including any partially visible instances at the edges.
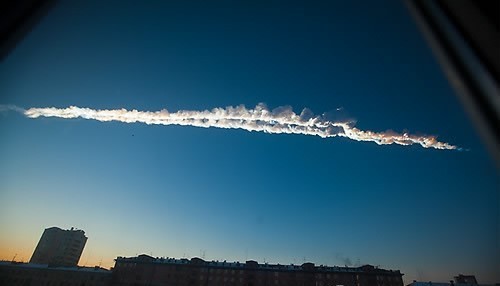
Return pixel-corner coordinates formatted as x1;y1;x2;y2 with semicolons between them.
0;0;498;284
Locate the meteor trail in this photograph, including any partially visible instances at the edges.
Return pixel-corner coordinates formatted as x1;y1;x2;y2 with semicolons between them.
4;104;458;150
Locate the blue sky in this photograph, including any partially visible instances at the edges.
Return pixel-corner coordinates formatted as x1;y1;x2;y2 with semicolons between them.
0;0;498;284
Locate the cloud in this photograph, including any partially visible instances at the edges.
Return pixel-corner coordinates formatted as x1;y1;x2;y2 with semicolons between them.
4;103;458;150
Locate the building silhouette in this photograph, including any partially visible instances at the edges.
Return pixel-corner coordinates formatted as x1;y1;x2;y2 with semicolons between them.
407;274;493;286
29;227;87;267
0;261;110;286
455;275;478;285
111;254;404;286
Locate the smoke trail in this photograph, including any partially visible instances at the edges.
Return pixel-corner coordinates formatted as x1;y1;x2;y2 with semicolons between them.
0;104;25;113
6;103;458;150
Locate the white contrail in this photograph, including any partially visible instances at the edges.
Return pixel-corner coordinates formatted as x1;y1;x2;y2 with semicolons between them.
5;104;458;150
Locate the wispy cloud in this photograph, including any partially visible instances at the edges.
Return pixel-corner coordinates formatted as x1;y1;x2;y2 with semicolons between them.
2;103;458;150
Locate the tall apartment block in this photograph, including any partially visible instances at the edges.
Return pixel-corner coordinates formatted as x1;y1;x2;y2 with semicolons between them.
29;227;87;266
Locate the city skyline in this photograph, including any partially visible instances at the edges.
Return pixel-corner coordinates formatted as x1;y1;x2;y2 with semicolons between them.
0;0;498;285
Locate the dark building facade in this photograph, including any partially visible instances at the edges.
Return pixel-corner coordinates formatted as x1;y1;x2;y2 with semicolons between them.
455;275;478;285
30;226;87;266
0;261;111;286
111;254;404;286
407;274;495;286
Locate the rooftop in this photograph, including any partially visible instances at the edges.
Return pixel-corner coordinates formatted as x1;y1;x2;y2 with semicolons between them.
115;254;402;275
0;261;110;273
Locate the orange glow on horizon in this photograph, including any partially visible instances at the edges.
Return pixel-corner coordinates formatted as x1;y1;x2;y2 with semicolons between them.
0;244;32;263
0;245;114;270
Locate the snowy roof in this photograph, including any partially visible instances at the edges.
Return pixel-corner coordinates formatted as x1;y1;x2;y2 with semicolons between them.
115;255;401;275
0;261;110;273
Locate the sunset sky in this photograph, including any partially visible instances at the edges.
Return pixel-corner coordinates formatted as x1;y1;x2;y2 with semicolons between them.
0;0;498;284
